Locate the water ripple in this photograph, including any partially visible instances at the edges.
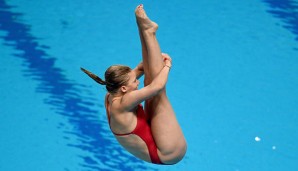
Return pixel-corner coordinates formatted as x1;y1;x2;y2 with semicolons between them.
262;0;298;43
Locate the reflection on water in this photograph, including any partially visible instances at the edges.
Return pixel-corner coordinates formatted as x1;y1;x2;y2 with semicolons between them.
262;0;298;43
0;0;155;170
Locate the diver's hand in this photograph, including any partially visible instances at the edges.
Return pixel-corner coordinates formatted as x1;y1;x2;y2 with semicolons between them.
136;61;144;72
162;53;172;68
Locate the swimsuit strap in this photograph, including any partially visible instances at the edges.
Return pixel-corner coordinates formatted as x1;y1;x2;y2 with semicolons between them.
106;94;121;123
106;94;134;135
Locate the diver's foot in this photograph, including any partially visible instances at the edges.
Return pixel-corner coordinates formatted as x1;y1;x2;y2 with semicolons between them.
135;4;158;33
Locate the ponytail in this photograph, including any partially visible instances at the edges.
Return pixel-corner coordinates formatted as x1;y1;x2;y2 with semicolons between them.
81;65;131;94
80;67;106;85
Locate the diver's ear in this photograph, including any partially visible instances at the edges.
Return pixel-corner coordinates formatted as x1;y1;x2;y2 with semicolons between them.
121;86;127;93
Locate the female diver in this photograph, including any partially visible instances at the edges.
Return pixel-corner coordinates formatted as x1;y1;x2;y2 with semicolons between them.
81;5;187;164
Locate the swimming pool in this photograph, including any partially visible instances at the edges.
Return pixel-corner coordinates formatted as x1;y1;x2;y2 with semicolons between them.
1;0;297;170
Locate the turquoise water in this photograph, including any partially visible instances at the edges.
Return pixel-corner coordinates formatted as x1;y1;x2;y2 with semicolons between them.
1;0;298;170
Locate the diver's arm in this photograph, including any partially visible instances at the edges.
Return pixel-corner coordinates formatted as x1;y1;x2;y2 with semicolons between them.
133;62;144;79
122;60;171;110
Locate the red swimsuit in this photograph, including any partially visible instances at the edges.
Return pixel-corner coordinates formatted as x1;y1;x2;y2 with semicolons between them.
106;100;162;164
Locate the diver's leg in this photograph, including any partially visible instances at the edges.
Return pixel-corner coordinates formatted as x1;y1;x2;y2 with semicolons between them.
138;26;156;121
135;4;160;80
138;29;151;86
135;5;187;164
136;9;154;120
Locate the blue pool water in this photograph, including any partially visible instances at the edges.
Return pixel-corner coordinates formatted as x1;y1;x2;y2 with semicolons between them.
1;0;298;170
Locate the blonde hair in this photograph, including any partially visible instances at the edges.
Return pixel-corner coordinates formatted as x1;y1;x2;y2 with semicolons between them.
81;65;132;94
